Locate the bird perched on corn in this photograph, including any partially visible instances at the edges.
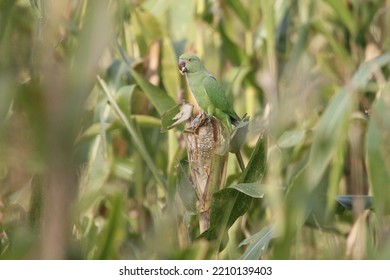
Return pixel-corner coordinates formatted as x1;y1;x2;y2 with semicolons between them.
178;53;241;127
178;53;245;170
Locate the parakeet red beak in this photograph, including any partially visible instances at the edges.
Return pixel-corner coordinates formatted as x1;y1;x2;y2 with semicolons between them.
178;60;187;75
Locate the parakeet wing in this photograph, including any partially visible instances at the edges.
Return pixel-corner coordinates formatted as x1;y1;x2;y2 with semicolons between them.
202;75;240;121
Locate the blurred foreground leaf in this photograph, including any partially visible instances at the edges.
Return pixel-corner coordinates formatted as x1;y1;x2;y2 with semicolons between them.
307;88;353;187
308;53;390;188
97;76;166;189
366;82;390;214
239;225;275;260
324;0;356;36
277;130;305;148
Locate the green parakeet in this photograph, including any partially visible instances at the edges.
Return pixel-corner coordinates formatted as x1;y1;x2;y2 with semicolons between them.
178;53;246;171
178;53;240;126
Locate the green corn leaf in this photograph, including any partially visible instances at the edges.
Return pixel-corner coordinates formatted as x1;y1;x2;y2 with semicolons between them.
129;68;176;116
199;135;266;241
240;225;275;260
229;183;266;198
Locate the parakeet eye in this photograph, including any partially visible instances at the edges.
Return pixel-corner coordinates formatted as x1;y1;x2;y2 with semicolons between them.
188;58;192;61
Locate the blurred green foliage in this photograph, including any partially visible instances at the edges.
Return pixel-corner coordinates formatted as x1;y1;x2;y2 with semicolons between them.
0;0;390;259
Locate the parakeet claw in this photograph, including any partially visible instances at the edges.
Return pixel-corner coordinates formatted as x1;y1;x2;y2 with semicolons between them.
184;112;208;132
192;113;207;130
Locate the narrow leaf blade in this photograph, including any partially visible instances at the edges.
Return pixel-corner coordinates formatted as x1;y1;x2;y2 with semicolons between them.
229;183;266;198
129;68;176;116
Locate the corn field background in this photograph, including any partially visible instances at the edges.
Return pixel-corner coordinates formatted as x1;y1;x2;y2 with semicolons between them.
1;0;390;260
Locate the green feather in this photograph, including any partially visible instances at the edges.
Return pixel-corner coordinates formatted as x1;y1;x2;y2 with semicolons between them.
202;75;240;122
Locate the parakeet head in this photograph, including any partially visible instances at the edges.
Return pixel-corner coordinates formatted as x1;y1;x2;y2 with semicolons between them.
178;54;203;75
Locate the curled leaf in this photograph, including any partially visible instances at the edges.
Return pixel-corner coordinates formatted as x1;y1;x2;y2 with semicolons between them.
229;116;249;153
168;102;193;129
161;101;193;132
